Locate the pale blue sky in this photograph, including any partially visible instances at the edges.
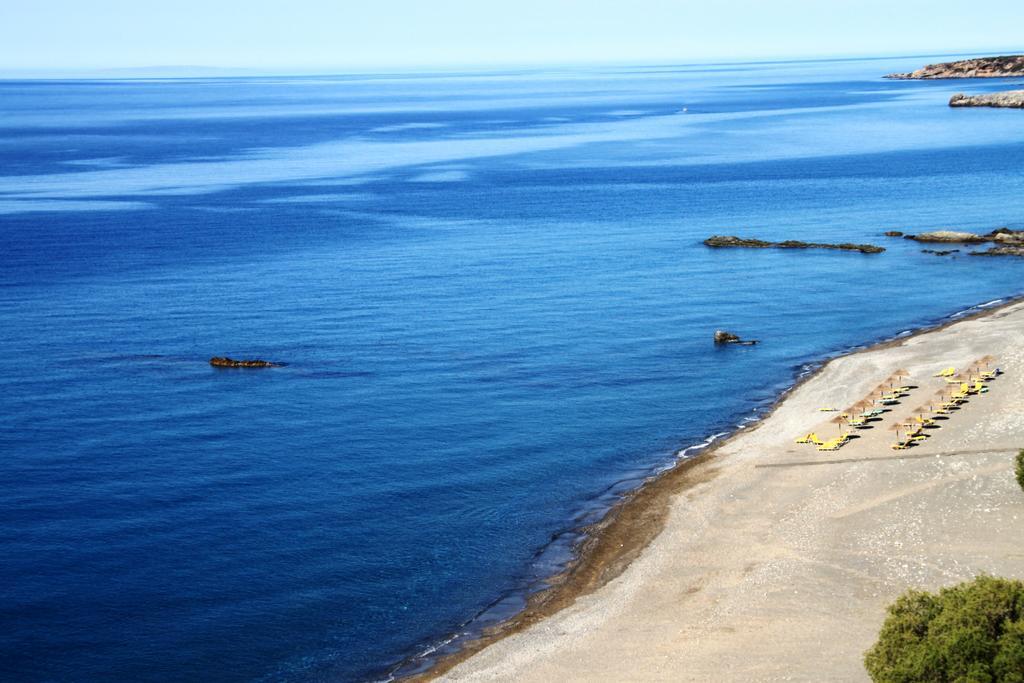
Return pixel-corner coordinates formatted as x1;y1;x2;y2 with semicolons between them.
2;0;1021;72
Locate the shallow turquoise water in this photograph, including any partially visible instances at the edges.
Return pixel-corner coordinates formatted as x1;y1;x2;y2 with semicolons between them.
1;56;1023;681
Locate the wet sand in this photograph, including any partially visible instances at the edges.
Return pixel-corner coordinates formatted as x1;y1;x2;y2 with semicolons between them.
430;300;1024;682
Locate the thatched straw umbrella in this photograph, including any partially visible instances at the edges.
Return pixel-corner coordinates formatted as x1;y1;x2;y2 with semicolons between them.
889;421;904;442
831;414;846;437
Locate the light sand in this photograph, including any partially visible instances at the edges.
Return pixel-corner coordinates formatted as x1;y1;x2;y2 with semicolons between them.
437;301;1024;682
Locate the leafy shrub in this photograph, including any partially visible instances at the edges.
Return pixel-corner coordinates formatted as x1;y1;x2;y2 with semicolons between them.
1016;449;1024;493
864;575;1024;682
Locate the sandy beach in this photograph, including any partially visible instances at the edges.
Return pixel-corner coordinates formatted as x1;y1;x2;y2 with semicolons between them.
433;300;1024;682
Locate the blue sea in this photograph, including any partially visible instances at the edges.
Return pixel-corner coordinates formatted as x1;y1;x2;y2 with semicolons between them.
2;55;1024;682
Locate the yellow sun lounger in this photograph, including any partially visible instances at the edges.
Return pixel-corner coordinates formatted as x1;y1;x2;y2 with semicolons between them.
934;367;956;378
795;433;824;445
817;438;843;451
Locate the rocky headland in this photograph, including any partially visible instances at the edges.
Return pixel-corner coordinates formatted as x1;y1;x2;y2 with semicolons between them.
703;235;884;254
949;91;1024;108
886;55;1024;79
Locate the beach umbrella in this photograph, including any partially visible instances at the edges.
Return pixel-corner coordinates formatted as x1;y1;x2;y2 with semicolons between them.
889;421;903;441
831;415;846;437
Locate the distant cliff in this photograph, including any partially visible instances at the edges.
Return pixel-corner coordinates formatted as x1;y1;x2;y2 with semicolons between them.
886;55;1024;79
949;91;1024;108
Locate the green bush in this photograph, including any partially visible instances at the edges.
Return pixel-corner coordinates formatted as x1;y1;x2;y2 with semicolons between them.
1016;450;1024;493
864;575;1024;682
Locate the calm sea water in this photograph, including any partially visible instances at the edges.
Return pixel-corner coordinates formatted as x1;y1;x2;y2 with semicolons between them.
2;56;1024;682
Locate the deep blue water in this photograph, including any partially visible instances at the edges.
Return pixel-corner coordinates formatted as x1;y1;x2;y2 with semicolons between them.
2;56;1024;682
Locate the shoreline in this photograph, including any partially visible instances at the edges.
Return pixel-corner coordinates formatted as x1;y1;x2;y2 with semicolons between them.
392;293;1024;682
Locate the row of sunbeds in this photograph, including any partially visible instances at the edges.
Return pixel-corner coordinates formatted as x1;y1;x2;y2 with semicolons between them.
794;358;1002;453
891;359;1000;450
795;370;912;452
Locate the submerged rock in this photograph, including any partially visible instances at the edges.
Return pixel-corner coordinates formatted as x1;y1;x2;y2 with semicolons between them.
949;91;1024;109
703;235;884;254
209;356;283;368
922;249;960;256
884;230;904;237
886;55;1024;79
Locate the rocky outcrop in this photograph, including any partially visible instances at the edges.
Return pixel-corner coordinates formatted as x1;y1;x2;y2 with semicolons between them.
714;330;758;346
949;91;1024;108
886;55;1024;79
894;228;1024;256
703;235;884;254
969;246;1024;257
714;330;739;344
209;356;283;368
992;228;1024;245
903;230;989;243
899;228;1024;244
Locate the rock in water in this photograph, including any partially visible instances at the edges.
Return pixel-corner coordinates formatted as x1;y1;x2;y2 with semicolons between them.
904;230;989;243
209;356;282;368
992;228;1024;245
714;330;740;344
714;330;758;346
949;91;1024;109
703;235;884;254
969;246;1024;257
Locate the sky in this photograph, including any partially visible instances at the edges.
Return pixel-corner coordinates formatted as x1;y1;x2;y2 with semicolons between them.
1;0;1021;73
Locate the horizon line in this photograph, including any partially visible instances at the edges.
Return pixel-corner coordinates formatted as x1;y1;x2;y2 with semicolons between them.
1;47;1021;80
